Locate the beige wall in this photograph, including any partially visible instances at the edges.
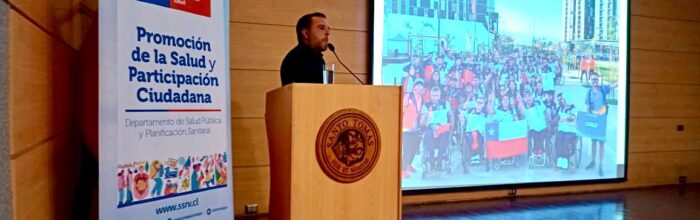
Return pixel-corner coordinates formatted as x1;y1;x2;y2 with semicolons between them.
4;0;90;219
229;0;700;216
2;0;700;218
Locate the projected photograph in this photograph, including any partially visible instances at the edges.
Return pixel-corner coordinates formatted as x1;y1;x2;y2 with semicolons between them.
372;0;628;191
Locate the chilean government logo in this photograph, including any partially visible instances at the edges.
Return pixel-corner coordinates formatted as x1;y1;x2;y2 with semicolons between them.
138;0;211;17
316;109;381;183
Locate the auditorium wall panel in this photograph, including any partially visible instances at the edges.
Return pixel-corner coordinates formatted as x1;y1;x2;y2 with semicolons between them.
8;10;75;157
11;134;80;220
229;0;700;216
8;0;83;49
631;16;700;53
632;0;700;22
231;0;368;31
8;0;697;217
231;70;280;118
230;22;368;73
630;49;700;85
232;166;270;215
7;1;694;216
5;1;84;219
231;118;269;167
629;118;700;153
630;83;700;118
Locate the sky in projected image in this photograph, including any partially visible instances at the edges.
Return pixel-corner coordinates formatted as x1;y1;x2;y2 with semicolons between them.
373;0;628;191
495;0;562;44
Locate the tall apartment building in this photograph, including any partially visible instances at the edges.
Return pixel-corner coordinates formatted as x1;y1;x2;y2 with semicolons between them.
562;0;618;42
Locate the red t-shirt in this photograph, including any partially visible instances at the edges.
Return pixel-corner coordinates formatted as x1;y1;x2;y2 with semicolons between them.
402;93;423;131
461;69;474;86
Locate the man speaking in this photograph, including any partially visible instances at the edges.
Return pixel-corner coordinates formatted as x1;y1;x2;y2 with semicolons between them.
280;12;331;86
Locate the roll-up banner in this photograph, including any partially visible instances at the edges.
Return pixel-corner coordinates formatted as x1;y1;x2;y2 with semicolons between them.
99;0;233;219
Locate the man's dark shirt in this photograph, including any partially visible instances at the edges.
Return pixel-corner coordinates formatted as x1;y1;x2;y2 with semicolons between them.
280;43;325;86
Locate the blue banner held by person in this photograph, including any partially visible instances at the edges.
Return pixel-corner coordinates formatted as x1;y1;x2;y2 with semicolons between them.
576;111;607;141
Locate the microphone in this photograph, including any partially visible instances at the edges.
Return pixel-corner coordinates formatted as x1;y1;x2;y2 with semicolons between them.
327;43;365;85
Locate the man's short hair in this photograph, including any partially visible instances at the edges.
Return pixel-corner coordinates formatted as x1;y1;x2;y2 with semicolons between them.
296;12;326;44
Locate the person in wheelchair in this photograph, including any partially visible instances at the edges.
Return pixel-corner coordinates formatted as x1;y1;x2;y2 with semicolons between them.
461;96;487;173
543;90;559;166
521;89;548;167
555;93;577;170
420;86;452;175
446;76;465;147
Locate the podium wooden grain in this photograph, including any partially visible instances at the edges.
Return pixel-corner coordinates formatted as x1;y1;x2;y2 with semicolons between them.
265;84;401;219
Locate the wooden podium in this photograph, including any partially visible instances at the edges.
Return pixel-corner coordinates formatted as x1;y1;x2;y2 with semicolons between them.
265;84;401;219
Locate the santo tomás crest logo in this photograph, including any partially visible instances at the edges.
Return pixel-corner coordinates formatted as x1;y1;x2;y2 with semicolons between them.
316;109;381;183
